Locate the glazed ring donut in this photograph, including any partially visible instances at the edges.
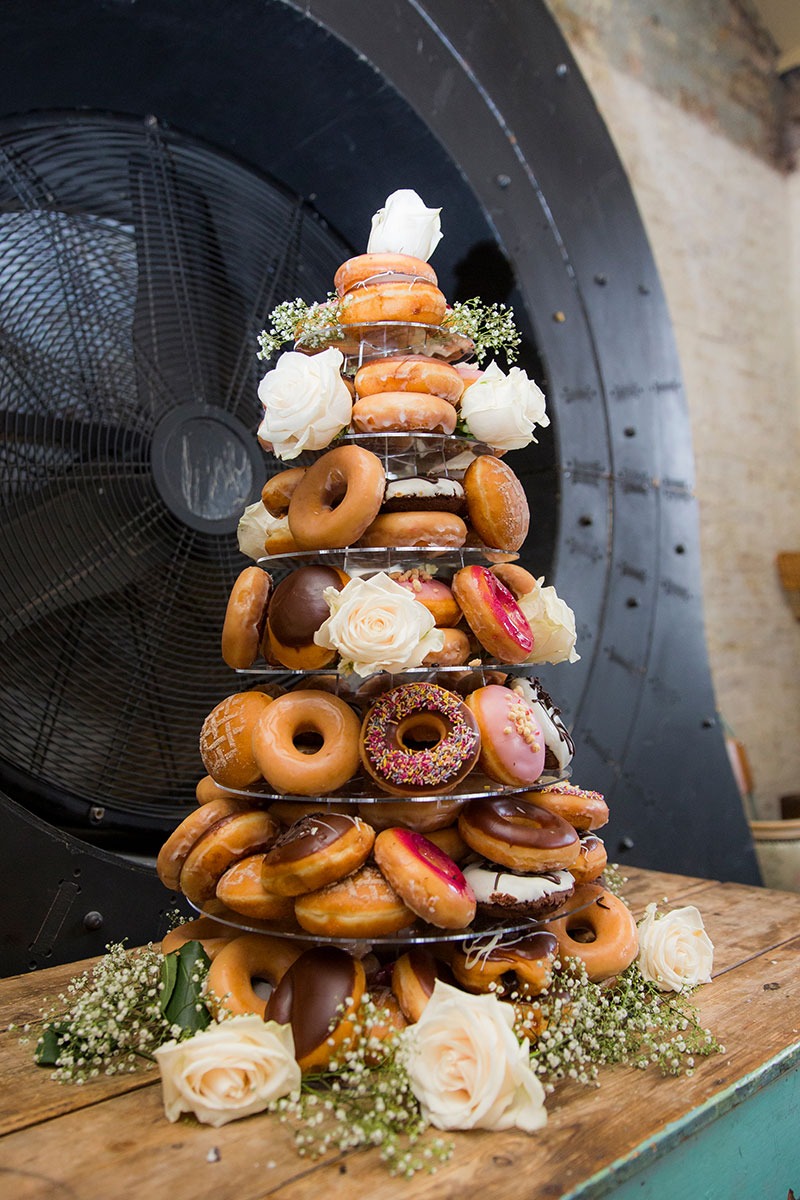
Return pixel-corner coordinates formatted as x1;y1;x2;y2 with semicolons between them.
288;444;385;550
265;947;367;1071
549;884;639;982
570;834;608;885
374;828;476;929
462;861;575;919
351;392;457;435
359;797;464;833
195;775;239;806
359;511;467;548
451;931;559;997
160;917;234;960
339;280;447;327
266;565;349;671
261;467;306;517
260;812;375;896
422;627;471;667
452;565;534;663
199;691;273;789
221;567;272;669
206;933;304;1018
464;456;529;553
490;563;539;599
360;682;481;797
465;684;545;786
252;690;361;796
390;571;462;625
179;809;281;906
157;796;248;890
529;784;609;832
334;252;437;297
215;853;295;920
354;355;463;404
294;864;415;937
392;949;452;1022
458;796;580;872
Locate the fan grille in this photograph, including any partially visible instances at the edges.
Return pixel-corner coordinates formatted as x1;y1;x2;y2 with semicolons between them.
0;112;349;828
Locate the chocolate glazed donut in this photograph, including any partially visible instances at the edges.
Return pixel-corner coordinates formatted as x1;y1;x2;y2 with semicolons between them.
267;565;348;670
265;946;366;1071
458;796;580;872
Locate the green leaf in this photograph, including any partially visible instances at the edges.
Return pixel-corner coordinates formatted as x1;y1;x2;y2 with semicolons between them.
35;1023;67;1066
162;941;211;1035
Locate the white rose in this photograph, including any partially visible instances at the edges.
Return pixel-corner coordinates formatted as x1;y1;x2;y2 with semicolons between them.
459;360;549;452
257;347;351;461
637;904;714;992
401;981;547;1133
155;1015;300;1128
367;189;443;260
237;501;273;560
518;578;580;664
314;571;444;677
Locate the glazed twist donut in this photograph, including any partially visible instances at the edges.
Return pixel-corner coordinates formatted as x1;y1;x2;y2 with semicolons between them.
549;884;639;982
206;933;304;1018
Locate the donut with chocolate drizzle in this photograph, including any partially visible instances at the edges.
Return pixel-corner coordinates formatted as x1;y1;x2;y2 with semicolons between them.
451;930;559;997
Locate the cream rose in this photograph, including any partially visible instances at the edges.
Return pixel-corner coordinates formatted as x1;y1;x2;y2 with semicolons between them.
401;981;547;1133
314;571;444;677
257;347;351;461
637;904;714;992
367;189;443;260
518;578;580;664
459;360;549;452
155;1015;300;1127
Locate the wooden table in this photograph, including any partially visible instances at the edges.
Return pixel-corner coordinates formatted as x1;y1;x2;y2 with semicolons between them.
2;867;799;1198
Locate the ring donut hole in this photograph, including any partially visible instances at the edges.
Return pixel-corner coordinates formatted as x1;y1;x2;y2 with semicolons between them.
291;724;327;755
560;918;598;945
395;714;449;753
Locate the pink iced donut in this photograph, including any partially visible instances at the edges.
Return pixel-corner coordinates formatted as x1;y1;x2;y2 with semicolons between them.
465;684;546;786
373;828;476;929
451;565;533;663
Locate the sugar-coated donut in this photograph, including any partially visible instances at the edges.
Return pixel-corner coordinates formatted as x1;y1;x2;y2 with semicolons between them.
549;884;639;982
374;828;476;929
359;511;467;548
352;392;456;435
221;567;272;669
451;931;559;997
206;933;304;1018
261;468;306;517
459;796;580;872
266;565;349;670
464;456;529;552
260;812;375;896
265;947;367;1071
334;253;437;298
288;444;385;550
530;783;609;832
340;279;447;327
199;691;273;789
509;677;575;773
157;796;249;890
462;861;575;919
359;797;464;833
390;570;462;625
382;477;466;516
252;690;361;796
294;864;415;937
354;356;463;404
160;917;234;960
570;834;608;885
392;949;452;1021
196;774;240;806
360;682;481;796
422;627;471;667
451;565;534;663
465;684;545;786
215;853;295;920
179;809;281;906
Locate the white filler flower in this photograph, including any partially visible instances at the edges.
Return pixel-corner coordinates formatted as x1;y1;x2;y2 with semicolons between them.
517;578;580;665
637;904;714;992
257;347;351;461
401;980;547;1132
459;360;549;452
367;189;443;260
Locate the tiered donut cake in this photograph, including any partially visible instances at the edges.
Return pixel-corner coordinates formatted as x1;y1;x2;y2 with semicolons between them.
157;235;638;1061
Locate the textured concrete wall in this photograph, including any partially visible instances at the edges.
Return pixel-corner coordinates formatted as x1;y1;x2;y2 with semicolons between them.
547;0;800;817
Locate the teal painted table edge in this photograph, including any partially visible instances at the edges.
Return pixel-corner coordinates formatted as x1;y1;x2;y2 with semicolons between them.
562;1041;800;1199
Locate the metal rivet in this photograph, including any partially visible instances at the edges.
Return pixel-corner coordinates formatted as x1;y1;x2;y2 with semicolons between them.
89;805;105;824
675;543;686;555
624;426;636;437
578;514;593;527
638;284;650;295
556;63;568;76
626;597;639;608
594;273;607;286
83;911;104;931
144;114;157;127
702;718;714;729
553;311;566;323
619;836;635;851
495;173;511;189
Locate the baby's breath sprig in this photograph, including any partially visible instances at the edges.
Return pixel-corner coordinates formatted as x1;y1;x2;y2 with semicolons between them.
256;295;342;361
444;299;521;364
600;863;628;900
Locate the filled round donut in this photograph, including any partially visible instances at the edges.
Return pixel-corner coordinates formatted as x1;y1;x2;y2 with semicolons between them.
458;796;580;872
358;797;464;833
179;809;280;906
294;864;415;937
351;392;456;435
451;931;559;997
287;445;385;550
157;796;249;890
339;279;447;327
549;884;639;982
334;252;437;297
360;682;481;796
569;834;608;885
358;511;467;549
422;627;471;667
206;933;304;1018
160;917;234;960
221;567;272;669
392;949;452;1022
462;861;575;919
265;946;367;1071
464;456;530;552
261;467;306;517
530;783;609;832
354;355;463;404
390;570;462;626
199;691;273;789
252;690;361;796
260;812;375;896
215;853;295;920
373;828;476;929
465;684;546;786
451;565;534;663
382;477;466;516
266;565;349;670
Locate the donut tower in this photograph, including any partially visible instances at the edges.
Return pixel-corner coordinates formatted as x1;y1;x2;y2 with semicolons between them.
156;191;638;1065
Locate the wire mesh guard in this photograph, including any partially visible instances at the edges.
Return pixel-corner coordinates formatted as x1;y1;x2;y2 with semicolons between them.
0;112;350;829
